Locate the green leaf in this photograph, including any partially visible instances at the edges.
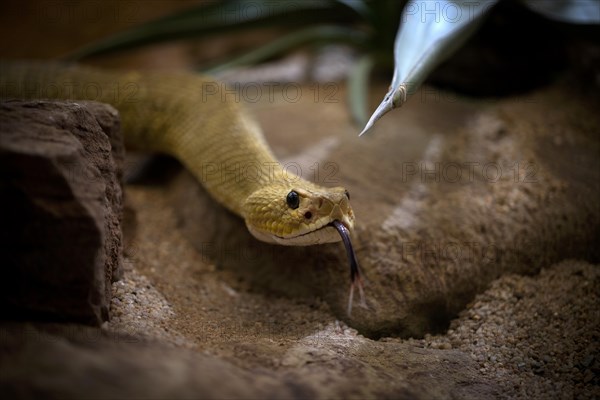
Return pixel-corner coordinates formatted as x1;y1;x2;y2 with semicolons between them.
333;0;371;20
203;25;367;74
347;54;374;127
63;0;362;61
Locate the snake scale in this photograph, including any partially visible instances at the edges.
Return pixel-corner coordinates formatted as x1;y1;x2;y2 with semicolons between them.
0;61;365;314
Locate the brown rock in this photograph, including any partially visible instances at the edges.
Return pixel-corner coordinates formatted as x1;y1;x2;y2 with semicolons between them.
0;100;124;324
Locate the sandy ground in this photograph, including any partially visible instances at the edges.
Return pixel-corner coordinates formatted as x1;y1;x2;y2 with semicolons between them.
104;57;599;400
107;180;598;399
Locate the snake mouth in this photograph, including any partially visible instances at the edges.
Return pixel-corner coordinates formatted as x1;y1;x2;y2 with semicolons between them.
330;220;366;316
249;219;342;246
247;218;366;314
269;218;343;244
330;221;360;282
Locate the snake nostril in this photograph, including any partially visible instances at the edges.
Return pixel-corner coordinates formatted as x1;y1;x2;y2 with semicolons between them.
304;211;312;219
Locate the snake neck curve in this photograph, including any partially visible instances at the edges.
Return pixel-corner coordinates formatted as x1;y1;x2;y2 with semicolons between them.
0;61;356;246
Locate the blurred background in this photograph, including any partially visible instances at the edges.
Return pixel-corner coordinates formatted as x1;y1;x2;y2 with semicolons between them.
2;0;598;127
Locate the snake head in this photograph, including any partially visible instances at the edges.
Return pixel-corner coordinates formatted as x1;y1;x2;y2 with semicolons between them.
242;181;355;246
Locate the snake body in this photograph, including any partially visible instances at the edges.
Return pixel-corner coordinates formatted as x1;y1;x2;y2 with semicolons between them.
0;61;364;312
0;62;355;244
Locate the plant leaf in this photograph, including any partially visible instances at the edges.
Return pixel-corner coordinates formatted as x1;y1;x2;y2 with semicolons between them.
359;0;499;136
203;25;366;74
347;54;374;127
63;0;362;61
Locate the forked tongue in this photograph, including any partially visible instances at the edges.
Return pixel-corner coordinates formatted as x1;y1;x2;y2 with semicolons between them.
331;220;366;316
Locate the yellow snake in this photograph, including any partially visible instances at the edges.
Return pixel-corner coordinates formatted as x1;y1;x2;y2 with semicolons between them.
0;61;365;314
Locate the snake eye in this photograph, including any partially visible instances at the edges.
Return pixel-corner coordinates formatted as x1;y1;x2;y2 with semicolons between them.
344;189;350;200
286;190;299;209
